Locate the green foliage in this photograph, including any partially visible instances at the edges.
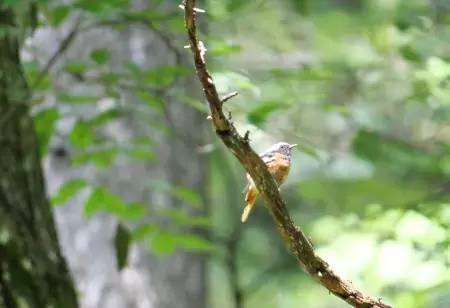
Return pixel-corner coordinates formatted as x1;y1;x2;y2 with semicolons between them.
51;179;87;206
127;64;190;87
206;1;450;306
170;187;202;208
63;62;89;75
353;130;450;181
90;48;110;65
33;107;59;155
415;57;450;104
247;101;286;127
68;109;127;167
173;234;213;252
136;91;164;109
157;208;211;227
149;232;177;255
46;5;70;27
73;0;130;15
125;147;155;161
84;187;146;220
24;61;50;90
210;40;242;56
131;223;158;241
114;223;131;270
59;93;98;104
72;148;118;168
70;120;95;149
150;232;213;255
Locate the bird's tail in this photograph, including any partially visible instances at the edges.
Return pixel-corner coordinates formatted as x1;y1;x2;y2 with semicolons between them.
241;185;258;223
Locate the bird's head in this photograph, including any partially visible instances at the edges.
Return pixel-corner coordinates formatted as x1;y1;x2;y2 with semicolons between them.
266;142;297;157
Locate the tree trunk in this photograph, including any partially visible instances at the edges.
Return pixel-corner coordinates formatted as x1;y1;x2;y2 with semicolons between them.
0;7;78;308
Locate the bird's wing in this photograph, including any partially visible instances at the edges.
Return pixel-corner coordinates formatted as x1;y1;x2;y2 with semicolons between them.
243;151;275;193
242;173;254;193
261;152;275;164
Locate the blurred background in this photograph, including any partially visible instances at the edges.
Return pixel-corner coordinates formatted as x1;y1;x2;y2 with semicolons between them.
15;0;450;307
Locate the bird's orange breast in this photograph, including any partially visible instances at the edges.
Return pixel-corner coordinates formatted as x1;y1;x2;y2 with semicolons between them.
266;153;291;185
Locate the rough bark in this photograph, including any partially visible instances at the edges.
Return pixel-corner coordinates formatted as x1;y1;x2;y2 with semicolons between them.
0;6;78;308
183;1;391;307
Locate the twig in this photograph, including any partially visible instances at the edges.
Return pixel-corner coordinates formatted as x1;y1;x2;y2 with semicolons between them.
83;13;182;65
183;1;392;307
31;16;82;90
221;91;238;104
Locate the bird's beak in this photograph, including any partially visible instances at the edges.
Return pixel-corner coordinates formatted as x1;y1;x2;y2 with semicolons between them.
289;144;298;149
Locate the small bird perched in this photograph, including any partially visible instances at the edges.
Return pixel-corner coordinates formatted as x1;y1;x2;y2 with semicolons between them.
241;142;297;223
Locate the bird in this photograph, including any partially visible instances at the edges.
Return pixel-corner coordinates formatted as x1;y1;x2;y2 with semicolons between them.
241;142;297;223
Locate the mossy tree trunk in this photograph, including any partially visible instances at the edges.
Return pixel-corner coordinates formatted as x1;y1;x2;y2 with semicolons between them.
0;6;78;308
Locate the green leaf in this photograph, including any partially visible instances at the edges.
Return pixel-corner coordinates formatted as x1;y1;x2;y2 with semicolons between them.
136;66;189;86
136;91;164;109
120;202;146;220
352;130;443;175
72;148;118;168
400;45;422;62
74;0;130;14
63;62;89;75
150;232;176;255
179;97;208;113
59;93;98;104
227;0;251;12
84;187;147;219
90;109;121;126
158;208;211;227
171;187;202;207
98;72;121;85
131;223;158;241
23;61;50;91
149;231;214;255
425;57;450;80
51;179;87;206
47;5;70;27
73;0;106;13
125;147;155;161
210;41;241;56
85;186;126;217
174;234;213;252
90;48;110;65
69;121;94;149
33;108;59;155
84;187;112;217
247;102;285;127
130;136;153;146
114;223;131;271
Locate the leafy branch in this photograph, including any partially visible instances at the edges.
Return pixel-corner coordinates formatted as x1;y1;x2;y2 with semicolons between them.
182;1;391;307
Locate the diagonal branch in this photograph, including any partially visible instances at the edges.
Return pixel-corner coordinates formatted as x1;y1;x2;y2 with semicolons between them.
183;1;391;307
31;16;83;90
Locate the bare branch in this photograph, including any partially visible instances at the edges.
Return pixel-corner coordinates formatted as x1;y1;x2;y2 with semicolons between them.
221;91;238;104
243;130;250;143
183;1;391;307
